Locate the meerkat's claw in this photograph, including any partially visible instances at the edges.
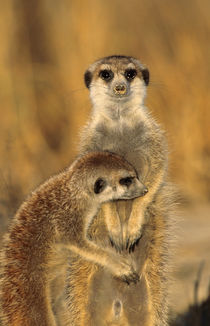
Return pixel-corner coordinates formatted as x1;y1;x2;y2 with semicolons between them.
109;237;114;247
128;242;135;253
121;272;140;285
123;276;130;285
126;239;129;250
129;272;140;284
126;232;142;253
133;272;140;283
128;235;142;253
109;236;123;253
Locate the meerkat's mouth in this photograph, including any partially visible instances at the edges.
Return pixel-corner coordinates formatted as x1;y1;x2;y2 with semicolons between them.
113;84;127;95
109;93;132;103
112;82;129;98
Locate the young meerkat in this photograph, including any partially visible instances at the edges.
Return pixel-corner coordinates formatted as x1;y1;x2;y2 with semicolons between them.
59;55;176;326
0;151;147;326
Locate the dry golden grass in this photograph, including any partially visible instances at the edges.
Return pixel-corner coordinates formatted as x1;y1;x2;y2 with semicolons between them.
0;0;210;234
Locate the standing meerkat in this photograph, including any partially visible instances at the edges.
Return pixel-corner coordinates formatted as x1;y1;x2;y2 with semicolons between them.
60;55;176;326
0;151;148;326
81;55;168;250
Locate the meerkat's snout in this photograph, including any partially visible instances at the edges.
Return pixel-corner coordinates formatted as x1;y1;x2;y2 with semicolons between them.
113;83;127;96
134;179;148;198
119;176;148;199
141;186;148;196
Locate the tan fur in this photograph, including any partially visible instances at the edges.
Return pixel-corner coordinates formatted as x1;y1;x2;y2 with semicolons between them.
0;151;147;326
59;55;177;326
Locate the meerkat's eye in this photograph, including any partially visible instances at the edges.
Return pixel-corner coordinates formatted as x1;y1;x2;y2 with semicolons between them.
119;177;134;187
94;178;107;194
99;70;114;82
124;69;137;81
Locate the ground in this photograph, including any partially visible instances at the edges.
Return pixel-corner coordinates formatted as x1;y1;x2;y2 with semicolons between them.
171;204;210;313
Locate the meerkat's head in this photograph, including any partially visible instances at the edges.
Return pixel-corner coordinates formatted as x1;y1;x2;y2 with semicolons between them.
72;152;148;205
84;55;149;116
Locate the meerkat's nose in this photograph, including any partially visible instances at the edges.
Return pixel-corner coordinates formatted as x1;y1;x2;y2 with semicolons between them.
141;187;148;196
113;83;127;95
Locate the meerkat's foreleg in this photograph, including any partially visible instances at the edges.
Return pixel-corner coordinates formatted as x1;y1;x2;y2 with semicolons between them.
102;200;134;252
101;171;165;252
66;239;139;284
125;171;165;250
101;202;123;251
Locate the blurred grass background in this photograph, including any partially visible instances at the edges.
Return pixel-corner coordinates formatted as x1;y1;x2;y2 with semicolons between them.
0;0;210;316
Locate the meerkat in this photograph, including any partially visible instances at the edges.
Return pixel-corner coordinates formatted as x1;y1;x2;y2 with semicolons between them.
81;55;168;250
58;55;176;326
0;151;148;326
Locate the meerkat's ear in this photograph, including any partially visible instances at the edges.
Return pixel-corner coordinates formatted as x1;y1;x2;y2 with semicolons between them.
94;178;107;194
141;68;150;86
84;70;92;88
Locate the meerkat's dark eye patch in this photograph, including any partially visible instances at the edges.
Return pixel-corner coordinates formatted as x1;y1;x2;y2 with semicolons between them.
84;70;92;88
141;68;150;86
119;177;134;187
99;70;114;82
94;178;107;194
124;69;137;81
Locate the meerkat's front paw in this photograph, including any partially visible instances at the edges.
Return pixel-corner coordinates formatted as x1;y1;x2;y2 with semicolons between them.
120;271;140;284
126;233;142;253
125;223;143;253
111;255;139;284
109;230;123;253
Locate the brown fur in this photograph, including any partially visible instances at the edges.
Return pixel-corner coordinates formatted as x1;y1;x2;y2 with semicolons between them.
0;151;146;326
58;55;177;326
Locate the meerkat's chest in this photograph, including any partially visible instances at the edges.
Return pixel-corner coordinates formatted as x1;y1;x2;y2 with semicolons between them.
92;121;149;172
